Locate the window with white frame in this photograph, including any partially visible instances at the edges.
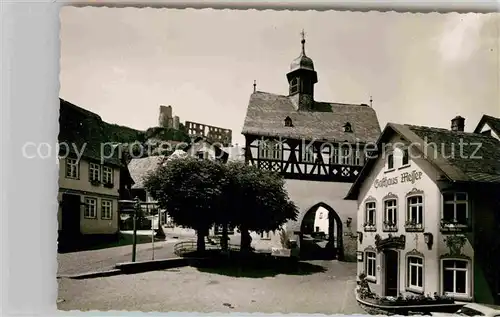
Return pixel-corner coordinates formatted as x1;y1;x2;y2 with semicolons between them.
331;146;339;164
103;166;113;184
89;163;101;182
302;146;315;163
341;146;351;165
402;148;410;166
365;201;376;227
384;199;398;227
259;141;269;159
84;197;97;219
365;251;377;280
407;256;424;291
387;153;394;170
407;195;424;227
442;192;468;226
259;141;281;160
442;259;469;297
101;199;113;219
272;142;282;160
65;158;79;179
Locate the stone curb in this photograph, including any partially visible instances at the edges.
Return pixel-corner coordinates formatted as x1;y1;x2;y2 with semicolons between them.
57;269;123;280
115;257;204;274
58;257;206;280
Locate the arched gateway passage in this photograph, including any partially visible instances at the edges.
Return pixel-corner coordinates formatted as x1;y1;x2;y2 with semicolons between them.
299;202;343;260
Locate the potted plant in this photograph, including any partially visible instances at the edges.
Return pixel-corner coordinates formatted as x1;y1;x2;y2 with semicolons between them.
363;222;376;232
405;220;423;232
383;221;397;232
90;179;101;186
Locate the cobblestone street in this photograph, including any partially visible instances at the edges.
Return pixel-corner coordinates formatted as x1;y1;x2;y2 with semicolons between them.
58;260;364;314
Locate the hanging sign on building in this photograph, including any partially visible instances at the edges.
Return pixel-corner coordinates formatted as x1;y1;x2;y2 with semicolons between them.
374;169;423;189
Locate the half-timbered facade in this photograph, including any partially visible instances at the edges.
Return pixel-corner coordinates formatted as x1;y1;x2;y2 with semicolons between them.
241;33;381;261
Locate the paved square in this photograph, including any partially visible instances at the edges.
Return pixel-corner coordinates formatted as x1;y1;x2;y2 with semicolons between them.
58;260;365;314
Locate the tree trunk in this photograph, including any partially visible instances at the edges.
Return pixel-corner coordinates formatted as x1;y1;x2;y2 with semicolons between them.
196;229;206;253
221;224;229;252
240;227;252;252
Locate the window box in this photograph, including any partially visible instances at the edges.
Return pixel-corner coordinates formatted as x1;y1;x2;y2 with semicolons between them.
103;182;114;188
90;179;101;186
383;221;398;232
405;220;424;232
363;223;377;232
440;219;469;233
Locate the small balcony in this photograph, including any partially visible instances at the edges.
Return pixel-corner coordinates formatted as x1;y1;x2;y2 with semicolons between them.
382;221;398;232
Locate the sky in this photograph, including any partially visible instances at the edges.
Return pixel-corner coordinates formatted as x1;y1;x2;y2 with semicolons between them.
60;8;500;146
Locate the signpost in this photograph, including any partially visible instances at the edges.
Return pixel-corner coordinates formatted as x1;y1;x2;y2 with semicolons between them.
119;198;162;262
118;199;139;262
132;197;140;262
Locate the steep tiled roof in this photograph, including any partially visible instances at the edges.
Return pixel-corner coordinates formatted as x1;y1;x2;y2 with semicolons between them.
407;124;500;183
241;91;381;143
128;155;167;189
474;114;500;135
59;98;123;166
345;122;500;199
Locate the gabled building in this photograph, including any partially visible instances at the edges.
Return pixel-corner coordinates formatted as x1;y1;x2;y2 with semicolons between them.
241;33;381;260
58;99;134;248
345;115;500;304
474;114;500;140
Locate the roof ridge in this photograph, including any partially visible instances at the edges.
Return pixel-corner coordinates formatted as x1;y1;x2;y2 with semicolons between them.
404;123;499;139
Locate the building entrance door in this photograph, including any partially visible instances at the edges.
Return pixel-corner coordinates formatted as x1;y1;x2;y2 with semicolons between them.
61;193;81;236
384;249;399;296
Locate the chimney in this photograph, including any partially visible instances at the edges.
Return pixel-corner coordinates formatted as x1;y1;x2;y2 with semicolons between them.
451;116;465;132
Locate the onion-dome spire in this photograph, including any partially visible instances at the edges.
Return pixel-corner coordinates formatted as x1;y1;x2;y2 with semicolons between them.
290;29;315;72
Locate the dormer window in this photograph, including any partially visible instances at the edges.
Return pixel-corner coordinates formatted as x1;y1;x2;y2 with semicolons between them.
343;122;353;133
284;116;293;127
290;78;299;94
